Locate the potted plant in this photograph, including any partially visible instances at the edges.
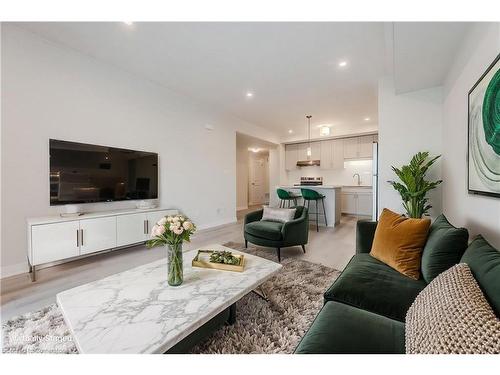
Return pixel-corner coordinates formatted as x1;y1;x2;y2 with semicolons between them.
388;151;442;218
147;215;196;286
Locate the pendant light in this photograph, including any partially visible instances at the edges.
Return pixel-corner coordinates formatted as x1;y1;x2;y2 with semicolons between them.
306;115;312;159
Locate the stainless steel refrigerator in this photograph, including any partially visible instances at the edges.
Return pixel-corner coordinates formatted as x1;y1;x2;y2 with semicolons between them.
372;142;379;221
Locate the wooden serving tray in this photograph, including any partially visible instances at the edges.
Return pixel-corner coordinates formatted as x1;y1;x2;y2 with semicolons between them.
192;250;245;272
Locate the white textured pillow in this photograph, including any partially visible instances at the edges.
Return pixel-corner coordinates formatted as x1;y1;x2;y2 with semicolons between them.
406;263;500;354
261;207;296;223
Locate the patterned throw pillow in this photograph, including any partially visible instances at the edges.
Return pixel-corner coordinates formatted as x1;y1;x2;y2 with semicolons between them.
261;206;296;223
406;263;500;354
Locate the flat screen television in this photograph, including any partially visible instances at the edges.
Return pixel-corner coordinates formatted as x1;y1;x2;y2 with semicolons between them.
49;139;158;205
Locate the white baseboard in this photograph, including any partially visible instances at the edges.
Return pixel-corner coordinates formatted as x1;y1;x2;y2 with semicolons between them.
196;219;237;232
1;262;28;279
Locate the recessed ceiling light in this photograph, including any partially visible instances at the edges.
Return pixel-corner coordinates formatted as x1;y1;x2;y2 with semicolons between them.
364;117;371;121
288;129;293;134
338;61;348;68
246;92;254;98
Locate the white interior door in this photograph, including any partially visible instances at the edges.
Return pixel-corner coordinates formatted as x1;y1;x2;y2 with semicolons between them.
249;156;266;205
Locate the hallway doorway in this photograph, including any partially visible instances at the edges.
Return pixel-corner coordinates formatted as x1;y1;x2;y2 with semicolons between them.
236;133;278;216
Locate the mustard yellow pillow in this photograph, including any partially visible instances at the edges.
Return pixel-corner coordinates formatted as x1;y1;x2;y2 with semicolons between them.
370;208;431;280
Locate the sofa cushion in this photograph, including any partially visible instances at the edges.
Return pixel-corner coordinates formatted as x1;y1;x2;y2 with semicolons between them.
406;264;500;354
370;208;431;280
324;254;427;322
295;301;405;354
245;220;283;241
461;235;500;316
421;214;469;283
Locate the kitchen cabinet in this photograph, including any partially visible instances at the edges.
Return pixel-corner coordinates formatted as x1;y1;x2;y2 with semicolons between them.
341;187;373;217
343;135;374;159
341;193;357;215
320;140;333;169
343;138;359;159
31;221;80;265
320;139;344;170
80;216;117;255
356;193;373;216
298;142;320;161
285;144;299;171
332;139;345;169
358;135;374;158
285;134;376;171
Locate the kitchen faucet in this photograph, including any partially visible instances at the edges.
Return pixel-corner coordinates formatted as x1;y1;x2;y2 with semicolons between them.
353;173;361;186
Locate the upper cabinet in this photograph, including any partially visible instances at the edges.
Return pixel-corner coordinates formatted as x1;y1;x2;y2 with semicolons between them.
297;142;320;161
320;139;345;170
343;138;359;159
285;134;376;171
344;135;375;160
320;140;333;169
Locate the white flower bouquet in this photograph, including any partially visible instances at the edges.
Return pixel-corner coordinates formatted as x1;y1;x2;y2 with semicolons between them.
147;214;196;286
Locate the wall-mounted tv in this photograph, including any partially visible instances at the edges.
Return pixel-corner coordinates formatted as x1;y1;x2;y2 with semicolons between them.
49;139;158;205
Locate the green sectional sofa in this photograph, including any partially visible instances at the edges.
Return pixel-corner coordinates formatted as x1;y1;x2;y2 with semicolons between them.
295;216;500;354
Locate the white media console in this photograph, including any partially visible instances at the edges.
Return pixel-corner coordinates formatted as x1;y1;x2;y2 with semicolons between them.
27;207;178;281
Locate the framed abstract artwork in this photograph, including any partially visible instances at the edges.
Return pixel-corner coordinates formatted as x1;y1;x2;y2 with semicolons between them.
468;53;500;198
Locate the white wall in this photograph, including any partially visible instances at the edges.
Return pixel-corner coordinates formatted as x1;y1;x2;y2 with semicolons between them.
286;160;373;187
442;22;500;249
378;77;443;218
0;25;279;277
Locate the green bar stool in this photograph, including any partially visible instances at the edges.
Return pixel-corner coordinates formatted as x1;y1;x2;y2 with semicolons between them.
276;188;300;208
300;188;327;232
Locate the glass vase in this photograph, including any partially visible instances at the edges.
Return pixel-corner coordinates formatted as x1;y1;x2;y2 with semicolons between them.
166;243;183;286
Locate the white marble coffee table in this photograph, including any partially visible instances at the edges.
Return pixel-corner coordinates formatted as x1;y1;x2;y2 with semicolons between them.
56;244;282;353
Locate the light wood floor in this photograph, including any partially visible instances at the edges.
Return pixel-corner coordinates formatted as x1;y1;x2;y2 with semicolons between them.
1;213;360;322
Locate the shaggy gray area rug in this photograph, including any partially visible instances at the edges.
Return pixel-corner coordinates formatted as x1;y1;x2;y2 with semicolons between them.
2;242;340;354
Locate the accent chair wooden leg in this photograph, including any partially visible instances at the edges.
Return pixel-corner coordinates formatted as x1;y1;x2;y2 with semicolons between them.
277;248;281;263
301;244;306;254
245;239;248;248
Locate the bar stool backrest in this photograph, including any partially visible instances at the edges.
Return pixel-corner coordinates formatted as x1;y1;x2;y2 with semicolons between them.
277;188;292;199
300;188;322;200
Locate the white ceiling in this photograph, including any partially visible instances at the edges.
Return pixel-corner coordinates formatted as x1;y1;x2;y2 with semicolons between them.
14;22;471;139
392;22;471;94
16;22;385;138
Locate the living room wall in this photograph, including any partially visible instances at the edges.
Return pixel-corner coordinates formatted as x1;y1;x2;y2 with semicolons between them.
377;77;443;218
442;22;500;249
0;25;279;277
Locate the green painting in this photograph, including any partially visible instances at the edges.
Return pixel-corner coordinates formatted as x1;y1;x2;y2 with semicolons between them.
468;54;500;198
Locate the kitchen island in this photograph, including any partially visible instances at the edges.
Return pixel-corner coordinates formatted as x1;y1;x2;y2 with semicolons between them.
277;185;342;227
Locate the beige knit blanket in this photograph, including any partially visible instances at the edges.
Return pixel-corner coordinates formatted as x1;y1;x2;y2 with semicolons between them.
406;263;500;354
